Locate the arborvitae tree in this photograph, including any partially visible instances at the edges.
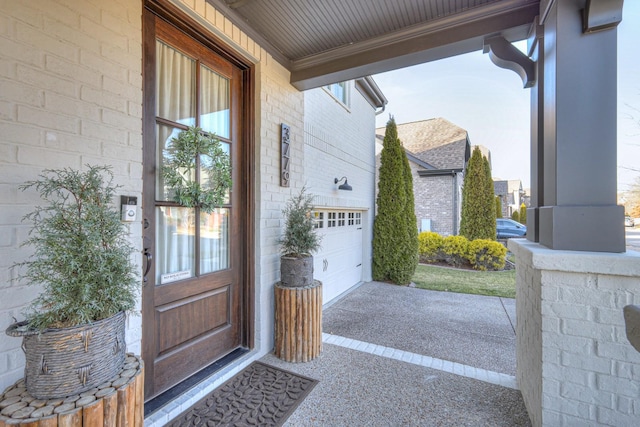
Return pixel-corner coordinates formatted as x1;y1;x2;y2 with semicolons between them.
400;135;419;280
373;117;418;285
511;210;520;223
483;156;497;239
519;202;527;225
495;196;503;218
460;147;496;241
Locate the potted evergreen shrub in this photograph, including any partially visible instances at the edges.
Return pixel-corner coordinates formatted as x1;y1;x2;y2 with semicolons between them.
278;187;321;287
5;165;138;399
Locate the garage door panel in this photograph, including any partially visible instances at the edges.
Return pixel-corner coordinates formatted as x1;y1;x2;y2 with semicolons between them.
313;210;364;303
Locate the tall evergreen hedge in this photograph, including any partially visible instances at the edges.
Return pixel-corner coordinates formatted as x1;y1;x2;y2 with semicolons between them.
519;202;527;225
460;147;496;241
483;155;497;239
373;117;418;285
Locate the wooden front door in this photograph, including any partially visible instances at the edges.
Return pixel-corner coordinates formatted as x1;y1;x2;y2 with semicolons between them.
142;10;251;400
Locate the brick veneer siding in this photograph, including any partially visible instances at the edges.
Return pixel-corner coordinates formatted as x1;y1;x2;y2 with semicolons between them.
510;239;640;426
413;172;461;236
375;153;463;236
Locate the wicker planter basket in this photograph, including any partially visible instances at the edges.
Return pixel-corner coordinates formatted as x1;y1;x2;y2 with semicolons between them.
5;311;126;399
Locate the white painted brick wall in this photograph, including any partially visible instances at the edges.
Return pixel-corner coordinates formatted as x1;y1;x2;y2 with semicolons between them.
510;240;640;427
0;0;143;391
1;0;381;413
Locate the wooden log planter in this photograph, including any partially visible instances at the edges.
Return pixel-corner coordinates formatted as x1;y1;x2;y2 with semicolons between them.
0;354;143;427
274;280;322;362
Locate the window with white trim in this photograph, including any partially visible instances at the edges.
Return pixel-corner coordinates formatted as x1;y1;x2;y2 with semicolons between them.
313;211;324;229
327;212;336;228
324;81;349;106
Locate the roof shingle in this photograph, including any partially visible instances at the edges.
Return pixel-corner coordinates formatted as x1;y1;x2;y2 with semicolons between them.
376;118;469;170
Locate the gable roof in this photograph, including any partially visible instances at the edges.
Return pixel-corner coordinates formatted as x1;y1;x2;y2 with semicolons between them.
494;179;523;196
376;118;469;170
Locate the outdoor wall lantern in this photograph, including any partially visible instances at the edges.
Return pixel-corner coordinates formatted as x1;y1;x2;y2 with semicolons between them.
334;176;352;191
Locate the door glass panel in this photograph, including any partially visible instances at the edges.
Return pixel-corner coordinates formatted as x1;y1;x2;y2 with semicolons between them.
200;64;230;138
154;40;233;283
200;141;231;205
156;206;195;284
200;208;230;274
156;124;196;201
156;41;196;126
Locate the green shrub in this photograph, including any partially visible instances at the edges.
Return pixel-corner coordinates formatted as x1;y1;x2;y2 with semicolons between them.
418;231;443;262
467;239;507;271
441;235;469;268
511;210;520;223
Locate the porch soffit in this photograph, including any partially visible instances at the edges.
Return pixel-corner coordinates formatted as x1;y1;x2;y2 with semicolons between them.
207;0;541;90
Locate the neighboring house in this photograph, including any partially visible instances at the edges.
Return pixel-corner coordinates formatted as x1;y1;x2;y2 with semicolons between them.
494;179;525;218
375;118;472;236
0;0;386;412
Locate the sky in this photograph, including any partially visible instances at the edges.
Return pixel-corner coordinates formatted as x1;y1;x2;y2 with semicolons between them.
373;3;640;192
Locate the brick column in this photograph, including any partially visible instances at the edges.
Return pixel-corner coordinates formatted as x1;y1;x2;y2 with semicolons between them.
510;239;640;426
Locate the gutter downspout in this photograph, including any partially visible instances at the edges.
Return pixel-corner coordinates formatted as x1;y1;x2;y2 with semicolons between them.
355;76;388;115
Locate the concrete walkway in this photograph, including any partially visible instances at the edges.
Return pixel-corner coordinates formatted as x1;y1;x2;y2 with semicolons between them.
261;281;531;426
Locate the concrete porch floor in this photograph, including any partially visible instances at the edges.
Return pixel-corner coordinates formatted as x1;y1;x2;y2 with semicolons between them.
261;281;531;426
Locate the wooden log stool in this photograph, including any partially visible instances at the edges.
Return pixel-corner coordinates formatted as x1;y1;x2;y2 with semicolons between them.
274;280;322;362
0;354;144;427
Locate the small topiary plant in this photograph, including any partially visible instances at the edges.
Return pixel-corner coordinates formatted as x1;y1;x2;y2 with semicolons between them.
441;235;469;268
279;186;322;258
467;239;507;271
418;231;444;263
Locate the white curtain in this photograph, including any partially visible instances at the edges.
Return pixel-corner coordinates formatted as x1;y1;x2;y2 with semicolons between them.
200;209;230;274
200;65;230;138
156;207;195;283
156;41;195;125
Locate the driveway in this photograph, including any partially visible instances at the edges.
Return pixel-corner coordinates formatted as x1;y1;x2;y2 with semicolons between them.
261;282;531;426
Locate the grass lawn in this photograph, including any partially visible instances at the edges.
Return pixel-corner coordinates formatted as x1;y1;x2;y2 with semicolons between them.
412;263;516;298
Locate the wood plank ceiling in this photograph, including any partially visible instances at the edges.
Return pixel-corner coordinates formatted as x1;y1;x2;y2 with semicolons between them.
207;0;541;89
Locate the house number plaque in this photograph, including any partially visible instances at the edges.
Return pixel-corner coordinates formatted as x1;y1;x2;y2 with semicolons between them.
281;123;290;187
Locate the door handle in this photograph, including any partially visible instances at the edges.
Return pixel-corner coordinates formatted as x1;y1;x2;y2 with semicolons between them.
143;248;153;284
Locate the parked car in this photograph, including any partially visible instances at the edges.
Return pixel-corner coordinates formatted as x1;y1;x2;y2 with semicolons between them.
625;216;635;227
497;218;527;239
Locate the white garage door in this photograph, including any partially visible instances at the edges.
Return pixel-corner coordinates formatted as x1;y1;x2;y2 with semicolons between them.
312;210;364;303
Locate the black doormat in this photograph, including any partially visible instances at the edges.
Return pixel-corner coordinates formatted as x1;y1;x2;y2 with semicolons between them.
167;361;318;426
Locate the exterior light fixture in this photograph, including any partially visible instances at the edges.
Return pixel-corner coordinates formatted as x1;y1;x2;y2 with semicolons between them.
334;176;352;191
